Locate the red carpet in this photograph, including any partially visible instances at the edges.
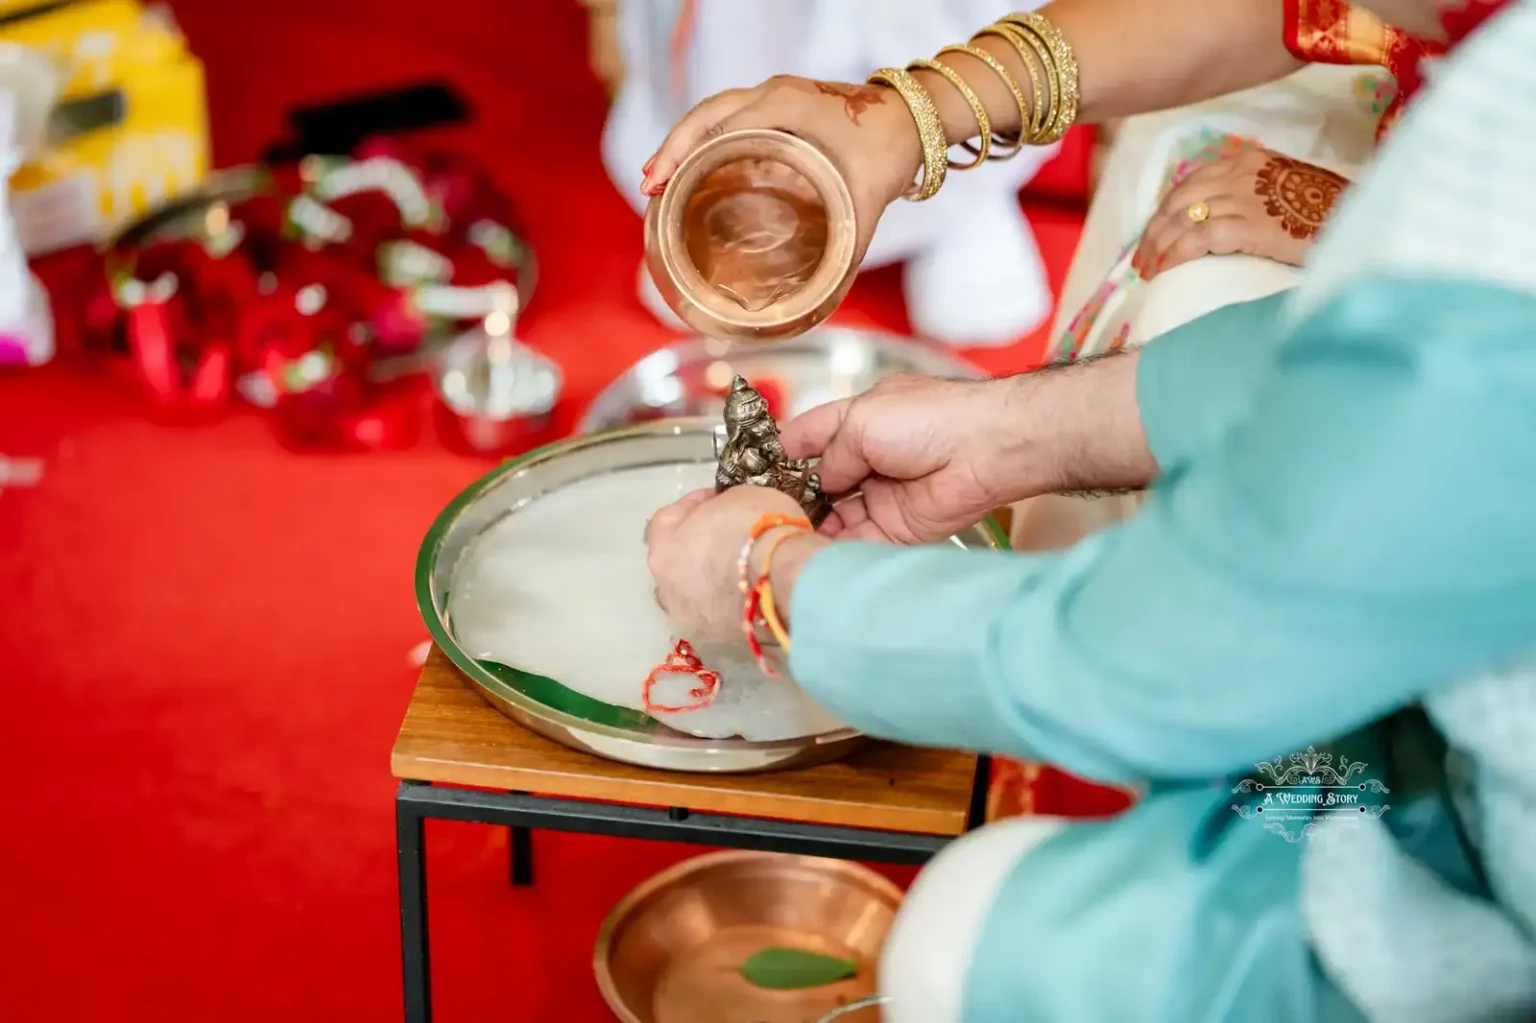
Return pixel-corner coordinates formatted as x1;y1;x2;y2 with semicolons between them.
0;3;1088;1020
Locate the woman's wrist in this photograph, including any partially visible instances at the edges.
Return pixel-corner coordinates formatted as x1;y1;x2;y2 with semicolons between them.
864;83;929;202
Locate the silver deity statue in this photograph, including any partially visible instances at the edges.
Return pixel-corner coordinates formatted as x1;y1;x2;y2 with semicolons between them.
715;375;833;526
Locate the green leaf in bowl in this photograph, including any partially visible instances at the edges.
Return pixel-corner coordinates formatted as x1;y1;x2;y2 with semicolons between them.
740;948;858;990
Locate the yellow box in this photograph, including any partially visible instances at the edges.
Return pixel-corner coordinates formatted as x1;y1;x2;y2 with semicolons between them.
0;1;87;20
12;46;208;253
0;0;170;99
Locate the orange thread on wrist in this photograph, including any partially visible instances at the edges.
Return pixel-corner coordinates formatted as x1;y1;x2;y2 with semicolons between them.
759;583;791;652
750;512;811;541
739;517;811;676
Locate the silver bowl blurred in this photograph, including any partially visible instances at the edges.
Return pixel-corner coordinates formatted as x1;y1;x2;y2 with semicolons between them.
578;326;983;434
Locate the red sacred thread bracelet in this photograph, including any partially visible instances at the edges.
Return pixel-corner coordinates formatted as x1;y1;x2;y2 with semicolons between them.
642;638;722;713
742;580;774;676
740;519;811;677
736;513;811;601
644;513;812;710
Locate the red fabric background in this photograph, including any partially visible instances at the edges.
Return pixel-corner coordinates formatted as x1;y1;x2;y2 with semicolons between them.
0;3;1095;1020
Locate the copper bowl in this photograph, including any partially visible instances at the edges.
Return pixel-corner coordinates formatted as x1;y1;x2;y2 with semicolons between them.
595;851;899;1023
644;129;858;344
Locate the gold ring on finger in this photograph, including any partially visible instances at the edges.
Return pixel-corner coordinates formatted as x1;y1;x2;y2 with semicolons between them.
1186;201;1211;224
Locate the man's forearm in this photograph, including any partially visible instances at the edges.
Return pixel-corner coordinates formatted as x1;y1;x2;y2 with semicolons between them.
985;351;1159;503
770;351;1153;624
910;0;1302;147
986;289;1299;503
763;531;829;633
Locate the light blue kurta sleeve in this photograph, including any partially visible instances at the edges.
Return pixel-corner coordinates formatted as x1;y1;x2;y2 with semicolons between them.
1135;289;1290;466
787;277;1536;785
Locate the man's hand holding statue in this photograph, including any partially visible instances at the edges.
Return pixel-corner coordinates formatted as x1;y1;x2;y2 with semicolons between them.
647;358;1156;640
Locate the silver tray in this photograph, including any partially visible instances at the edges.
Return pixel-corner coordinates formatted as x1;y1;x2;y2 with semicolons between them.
578;327;982;434
416;419;1007;773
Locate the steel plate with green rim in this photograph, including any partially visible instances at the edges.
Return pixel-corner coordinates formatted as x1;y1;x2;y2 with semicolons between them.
416;419;1008;773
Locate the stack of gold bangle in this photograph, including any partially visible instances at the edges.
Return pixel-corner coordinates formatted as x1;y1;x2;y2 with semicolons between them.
975;23;1052;145
935;42;1034;161
906;57;993;168
868;10;1080;201
999;12;1080;145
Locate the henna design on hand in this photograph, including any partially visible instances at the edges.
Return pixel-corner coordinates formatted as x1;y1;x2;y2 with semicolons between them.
1254;156;1349;240
814;81;888;125
702;122;725;141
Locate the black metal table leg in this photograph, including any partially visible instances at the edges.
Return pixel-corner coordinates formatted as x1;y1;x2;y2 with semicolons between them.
397;782;432;1023
396;784;951;862
966;755;993;831
508;825;533;887
394;773;979;1020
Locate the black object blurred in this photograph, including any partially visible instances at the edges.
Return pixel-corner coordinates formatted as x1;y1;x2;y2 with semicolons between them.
263;82;469;162
0;1;71;28
49;89;127;147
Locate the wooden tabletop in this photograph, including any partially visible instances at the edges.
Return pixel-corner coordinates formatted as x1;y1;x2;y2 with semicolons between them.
392;647;980;836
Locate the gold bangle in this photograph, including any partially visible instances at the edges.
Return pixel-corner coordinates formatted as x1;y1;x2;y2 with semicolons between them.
1008;13;1080;139
1002;12;1080;143
905;57;991;168
867;67;947;201
935;43;1031;160
972;26;1047;145
977;23;1054;145
987;21;1057;145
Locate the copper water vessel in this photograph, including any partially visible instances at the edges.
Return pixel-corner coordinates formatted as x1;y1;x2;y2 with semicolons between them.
644;129;858;343
595;850;897;1023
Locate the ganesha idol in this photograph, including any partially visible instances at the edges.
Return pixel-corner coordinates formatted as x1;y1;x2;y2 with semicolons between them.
597;0;1058;346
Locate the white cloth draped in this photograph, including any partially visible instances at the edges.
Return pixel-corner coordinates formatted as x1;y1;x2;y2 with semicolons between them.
1011;63;1384;554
